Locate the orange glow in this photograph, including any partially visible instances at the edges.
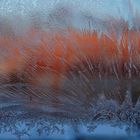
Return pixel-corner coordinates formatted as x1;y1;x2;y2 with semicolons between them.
0;28;140;88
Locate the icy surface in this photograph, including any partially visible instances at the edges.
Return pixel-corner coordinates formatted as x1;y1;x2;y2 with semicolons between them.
0;0;140;139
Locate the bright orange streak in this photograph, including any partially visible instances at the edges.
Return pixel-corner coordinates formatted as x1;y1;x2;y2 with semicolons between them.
0;28;140;88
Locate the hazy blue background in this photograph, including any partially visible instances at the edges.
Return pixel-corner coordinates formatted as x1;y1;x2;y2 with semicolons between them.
0;0;140;139
0;0;140;30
